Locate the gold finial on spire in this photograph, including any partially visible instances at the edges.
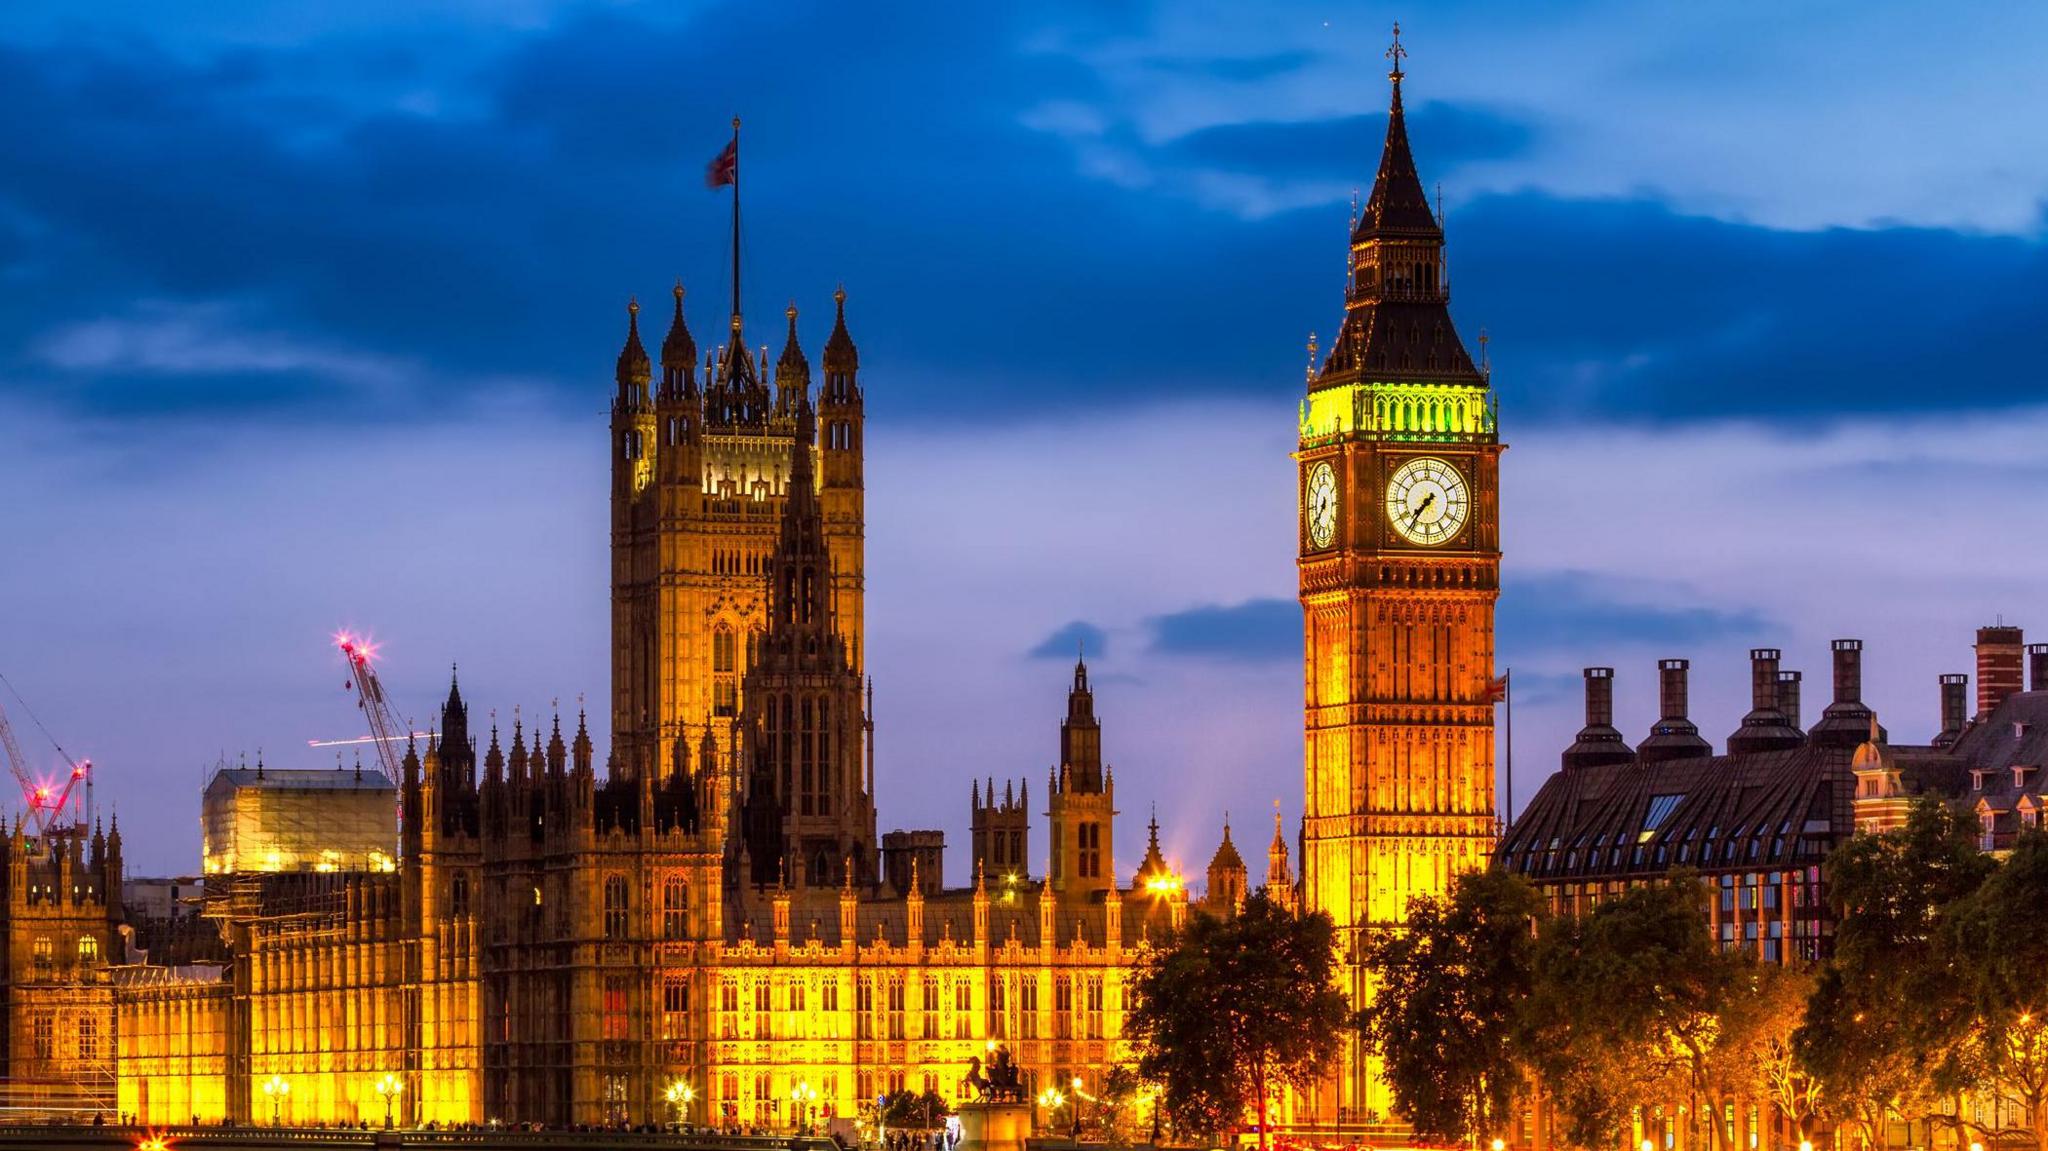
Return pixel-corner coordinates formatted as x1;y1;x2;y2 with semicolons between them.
674;279;684;302
1305;332;1319;384
1386;21;1406;82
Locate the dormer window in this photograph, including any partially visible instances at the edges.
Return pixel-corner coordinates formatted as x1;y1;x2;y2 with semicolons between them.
1972;769;1990;792
2016;765;2039;789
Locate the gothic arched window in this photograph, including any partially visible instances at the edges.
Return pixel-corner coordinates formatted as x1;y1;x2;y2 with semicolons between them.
603;874;629;940
663;875;688;939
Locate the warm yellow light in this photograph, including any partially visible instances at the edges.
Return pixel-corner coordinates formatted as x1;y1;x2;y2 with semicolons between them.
1492;1140;1505;1151
1144;873;1184;896
262;1074;290;1097
1799;1141;1813;1151
1642;1140;1655;1151
1071;1076;1083;1089
1971;1143;1984;1151
375;1073;403;1098
139;1139;169;1151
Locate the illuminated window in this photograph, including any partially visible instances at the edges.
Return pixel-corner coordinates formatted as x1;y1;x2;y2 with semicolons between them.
1086;975;1105;1039
887;977;906;1041
32;936;51;974
31;1014;51;1063
990;978;1006;1039
77;935;98;964
78;1015;98;1063
603;975;630;1041
662;976;689;1042
603;874;629;940
856;976;875;1040
720;979;739;1040
921;974;940;1039
754;979;772;1039
663;875;689;939
1055;975;1074;1039
1018;977;1038;1039
955;978;972;1039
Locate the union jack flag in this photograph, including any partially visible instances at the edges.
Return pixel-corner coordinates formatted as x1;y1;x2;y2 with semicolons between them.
706;139;737;188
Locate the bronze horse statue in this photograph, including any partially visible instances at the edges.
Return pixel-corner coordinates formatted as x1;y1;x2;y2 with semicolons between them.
965;1049;1028;1103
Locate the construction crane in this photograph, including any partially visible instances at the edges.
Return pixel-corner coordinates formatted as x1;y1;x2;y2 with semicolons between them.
334;632;410;787
0;691;90;838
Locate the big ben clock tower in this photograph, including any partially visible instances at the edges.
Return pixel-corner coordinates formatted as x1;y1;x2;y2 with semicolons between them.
1298;30;1501;1119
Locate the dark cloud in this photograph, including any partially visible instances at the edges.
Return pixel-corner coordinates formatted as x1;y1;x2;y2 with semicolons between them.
1147;599;1298;662
1027;620;1108;661
1169;103;1535;182
0;5;2043;428
1497;572;1771;657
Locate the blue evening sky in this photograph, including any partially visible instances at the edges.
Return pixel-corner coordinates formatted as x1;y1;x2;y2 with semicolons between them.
2;1;2045;876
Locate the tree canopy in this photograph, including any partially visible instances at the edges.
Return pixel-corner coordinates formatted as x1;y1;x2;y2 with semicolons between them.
1361;867;1546;1142
1128;890;1351;1147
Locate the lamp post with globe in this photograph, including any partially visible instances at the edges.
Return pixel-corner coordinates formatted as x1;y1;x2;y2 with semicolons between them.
374;1073;403;1130
260;1075;289;1127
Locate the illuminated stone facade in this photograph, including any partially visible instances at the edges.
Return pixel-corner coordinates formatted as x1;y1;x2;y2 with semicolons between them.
1;825;122;1118
109;280;1200;1129
1295;52;1501;1121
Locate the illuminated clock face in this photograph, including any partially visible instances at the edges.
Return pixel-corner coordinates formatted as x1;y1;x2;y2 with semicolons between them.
1305;461;1338;549
1385;457;1469;546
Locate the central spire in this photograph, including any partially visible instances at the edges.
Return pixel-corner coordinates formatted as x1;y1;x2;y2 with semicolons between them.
1312;28;1481;388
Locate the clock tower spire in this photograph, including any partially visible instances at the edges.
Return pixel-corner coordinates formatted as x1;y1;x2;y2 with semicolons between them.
1296;30;1502;1120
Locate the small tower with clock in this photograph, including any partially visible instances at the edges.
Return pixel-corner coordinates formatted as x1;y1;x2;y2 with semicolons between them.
1296;29;1502;1119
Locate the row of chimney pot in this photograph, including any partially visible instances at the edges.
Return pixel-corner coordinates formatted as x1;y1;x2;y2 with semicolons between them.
1561;627;2048;771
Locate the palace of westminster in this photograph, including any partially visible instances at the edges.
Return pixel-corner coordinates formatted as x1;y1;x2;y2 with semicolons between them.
8;45;2048;1141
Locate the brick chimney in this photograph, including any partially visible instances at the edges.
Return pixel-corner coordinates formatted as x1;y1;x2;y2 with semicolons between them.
1976;626;2024;718
1562;667;1636;771
1728;648;1804;756
1934;673;1969;748
1777;670;1803;732
1811;639;1882;750
1638;658;1712;765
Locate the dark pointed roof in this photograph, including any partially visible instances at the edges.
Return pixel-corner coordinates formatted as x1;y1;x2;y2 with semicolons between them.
776;302;810;387
1314;51;1484;389
823;286;859;375
662;282;696;367
1357;71;1438;236
1207;819;1245;876
616;298;650;382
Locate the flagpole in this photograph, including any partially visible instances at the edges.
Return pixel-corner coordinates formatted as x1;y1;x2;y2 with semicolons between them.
730;116;742;331
1504;667;1514;828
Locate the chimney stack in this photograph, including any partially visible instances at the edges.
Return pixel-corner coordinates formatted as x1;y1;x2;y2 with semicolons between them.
1562;667;1636;771
1934;673;1969;747
2030;644;2048;693
1933;667;1966;749
1638;658;1712;765
1811;639;1883;750
1727;648;1805;756
1977;625;2024;718
1777;670;1803;732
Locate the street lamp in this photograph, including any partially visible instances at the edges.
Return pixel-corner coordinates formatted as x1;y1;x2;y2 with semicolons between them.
791;1080;819;1134
1492;1140;1506;1151
374;1073;403;1130
261;1074;290;1127
666;1080;697;1127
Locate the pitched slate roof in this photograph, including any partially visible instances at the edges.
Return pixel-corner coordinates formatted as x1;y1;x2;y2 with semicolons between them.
1498;745;1852;881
